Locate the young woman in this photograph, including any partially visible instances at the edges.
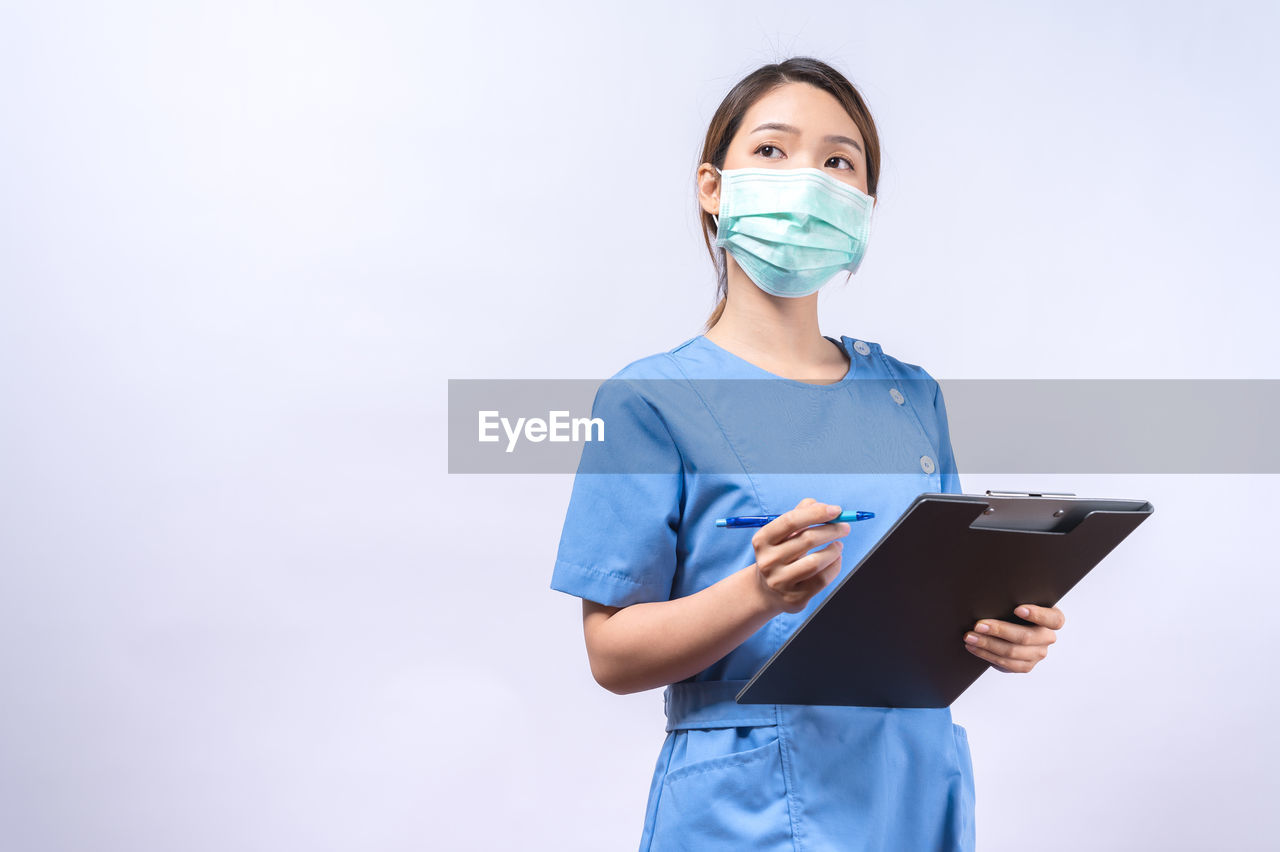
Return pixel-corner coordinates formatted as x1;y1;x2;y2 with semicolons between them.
551;57;1066;851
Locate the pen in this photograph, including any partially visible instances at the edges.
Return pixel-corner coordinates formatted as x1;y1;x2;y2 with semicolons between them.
715;510;874;528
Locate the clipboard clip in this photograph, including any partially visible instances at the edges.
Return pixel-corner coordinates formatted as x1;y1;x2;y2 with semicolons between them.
984;490;1077;497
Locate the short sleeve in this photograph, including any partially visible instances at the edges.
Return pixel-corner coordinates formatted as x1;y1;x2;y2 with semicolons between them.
550;378;684;608
932;378;964;495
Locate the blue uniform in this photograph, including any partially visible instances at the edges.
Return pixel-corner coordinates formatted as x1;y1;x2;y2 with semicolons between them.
551;333;976;851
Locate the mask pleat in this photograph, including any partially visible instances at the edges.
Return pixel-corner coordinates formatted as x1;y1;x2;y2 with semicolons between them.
713;166;873;297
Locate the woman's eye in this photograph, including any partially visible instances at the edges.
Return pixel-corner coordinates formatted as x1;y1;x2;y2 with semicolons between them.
755;144;783;158
827;156;854;170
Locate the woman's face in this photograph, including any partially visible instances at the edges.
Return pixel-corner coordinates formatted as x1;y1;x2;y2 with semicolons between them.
699;81;872;216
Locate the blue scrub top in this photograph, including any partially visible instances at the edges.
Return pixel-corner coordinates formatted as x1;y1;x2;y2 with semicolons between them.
551;333;976;851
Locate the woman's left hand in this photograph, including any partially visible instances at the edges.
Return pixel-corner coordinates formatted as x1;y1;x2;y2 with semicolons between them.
963;604;1065;673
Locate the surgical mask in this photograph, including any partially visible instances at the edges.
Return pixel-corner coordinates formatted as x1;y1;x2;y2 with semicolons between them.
712;166;874;298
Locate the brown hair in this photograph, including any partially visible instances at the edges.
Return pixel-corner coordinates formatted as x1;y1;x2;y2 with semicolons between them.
697;57;882;331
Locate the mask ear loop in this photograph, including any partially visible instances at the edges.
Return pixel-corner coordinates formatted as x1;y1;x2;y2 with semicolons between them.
711;166;722;229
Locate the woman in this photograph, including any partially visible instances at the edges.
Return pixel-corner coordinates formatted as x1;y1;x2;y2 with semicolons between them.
551;56;1065;851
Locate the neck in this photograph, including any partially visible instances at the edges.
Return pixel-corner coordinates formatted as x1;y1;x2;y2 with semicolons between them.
704;260;830;363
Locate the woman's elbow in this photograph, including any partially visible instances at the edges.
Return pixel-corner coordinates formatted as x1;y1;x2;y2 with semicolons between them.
583;600;634;693
584;642;636;694
588;656;629;695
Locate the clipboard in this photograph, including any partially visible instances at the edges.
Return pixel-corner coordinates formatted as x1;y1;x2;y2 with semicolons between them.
735;490;1155;708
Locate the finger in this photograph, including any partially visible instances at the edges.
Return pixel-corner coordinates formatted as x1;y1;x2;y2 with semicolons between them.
792;551;842;598
757;500;843;547
965;644;1016;673
793;497;818;513
770;521;851;566
964;643;1032;674
1014;603;1066;630
964;630;1050;663
774;541;843;589
972;618;1057;647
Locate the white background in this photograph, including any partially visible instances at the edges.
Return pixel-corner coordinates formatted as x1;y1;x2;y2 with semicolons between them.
1;1;1277;850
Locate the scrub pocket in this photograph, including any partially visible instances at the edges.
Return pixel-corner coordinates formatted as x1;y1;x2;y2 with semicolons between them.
952;723;973;775
651;724;792;850
951;722;977;850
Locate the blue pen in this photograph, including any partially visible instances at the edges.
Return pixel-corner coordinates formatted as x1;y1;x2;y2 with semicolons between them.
715;510;874;528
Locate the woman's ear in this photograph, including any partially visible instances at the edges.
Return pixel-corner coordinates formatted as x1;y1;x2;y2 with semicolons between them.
696;163;721;218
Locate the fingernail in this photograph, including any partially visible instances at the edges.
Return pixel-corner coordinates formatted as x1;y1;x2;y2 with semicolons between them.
975;623;990;633
829;504;842;515
1016;607;1030;618
964;633;979;644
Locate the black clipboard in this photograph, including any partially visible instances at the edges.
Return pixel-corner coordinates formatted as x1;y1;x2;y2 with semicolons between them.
735;491;1155;708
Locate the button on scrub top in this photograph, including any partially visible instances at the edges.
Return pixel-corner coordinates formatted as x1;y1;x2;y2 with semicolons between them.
551;334;976;851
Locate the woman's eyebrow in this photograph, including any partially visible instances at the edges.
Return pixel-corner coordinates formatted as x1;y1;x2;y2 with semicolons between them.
749;121;863;155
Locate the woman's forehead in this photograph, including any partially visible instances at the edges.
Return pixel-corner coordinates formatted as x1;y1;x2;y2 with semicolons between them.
740;84;863;146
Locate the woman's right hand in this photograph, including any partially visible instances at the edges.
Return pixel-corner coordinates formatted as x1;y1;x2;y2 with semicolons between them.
750;498;850;614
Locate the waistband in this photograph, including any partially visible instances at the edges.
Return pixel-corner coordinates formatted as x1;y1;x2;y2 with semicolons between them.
662;679;780;732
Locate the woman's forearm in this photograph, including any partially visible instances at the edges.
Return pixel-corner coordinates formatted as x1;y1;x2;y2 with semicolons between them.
586;564;783;694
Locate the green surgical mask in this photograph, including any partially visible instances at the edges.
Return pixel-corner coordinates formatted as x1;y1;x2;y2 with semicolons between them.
712;166;874;298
